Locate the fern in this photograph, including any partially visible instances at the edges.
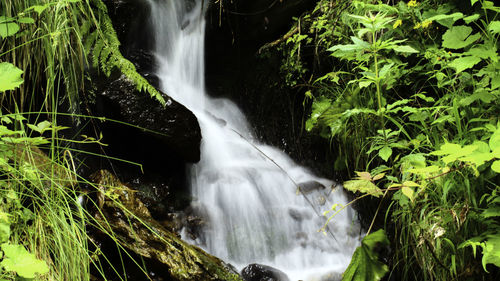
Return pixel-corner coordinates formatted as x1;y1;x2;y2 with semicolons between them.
83;0;166;105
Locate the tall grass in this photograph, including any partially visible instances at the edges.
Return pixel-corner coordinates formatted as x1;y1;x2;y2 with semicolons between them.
0;0;159;280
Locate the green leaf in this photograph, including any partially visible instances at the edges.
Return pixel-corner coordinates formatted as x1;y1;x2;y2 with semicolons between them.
393;45;419;53
378;63;394;79
379;146;392;162
471;0;479;6
462;152;494;166
492;160;500;173
17;17;35;24
342;230;389;281
402;186;415;202
0;62;24;92
0;222;10;243
343;179;383;197
482;236;500;271
27;120;53;134
0;16;14;24
448;56;482;73
490;128;500;150
432;143;463;156
482;206;500;218
0;243;49;279
459;90;496;106
426;12;464;28
464;14;480;24
31;5;50;15
442;26;481;49
483;1;500;13
489;21;500;34
359;80;373;88
0;22;20;38
306;97;331;131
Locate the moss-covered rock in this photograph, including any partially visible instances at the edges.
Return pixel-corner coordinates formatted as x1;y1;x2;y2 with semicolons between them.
91;170;242;281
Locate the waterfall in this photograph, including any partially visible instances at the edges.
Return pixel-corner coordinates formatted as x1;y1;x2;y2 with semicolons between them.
148;0;360;279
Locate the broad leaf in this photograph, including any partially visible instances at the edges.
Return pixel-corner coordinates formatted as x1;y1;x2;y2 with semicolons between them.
0;222;10;243
0;22;20;38
342;230;389;281
343;179;383;197
482;206;500;218
355;171;372;181
426;12;463;28
482;236;500;271
393;45;419;53
0;243;49;279
442;26;481;49
306;97;331;131
30;5;50;15
489;21;500;34
489;128;500;150
492;160;500;173
402;186;415;202
379;146;392;162
459;90;496;105
464;14;480;24
448;56;482;73
0;62;24;92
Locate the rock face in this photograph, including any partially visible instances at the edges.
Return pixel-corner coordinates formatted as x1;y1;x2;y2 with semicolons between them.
241;264;290;281
90;170;242;281
205;0;337;178
96;0;201;164
94;72;201;163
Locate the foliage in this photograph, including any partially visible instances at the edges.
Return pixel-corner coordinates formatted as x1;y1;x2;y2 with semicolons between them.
342;229;389;281
0;63;23;92
274;0;500;280
1;243;49;279
0;0;173;280
83;0;166;105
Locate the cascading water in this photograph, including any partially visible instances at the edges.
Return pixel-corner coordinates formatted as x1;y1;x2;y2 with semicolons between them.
148;0;360;279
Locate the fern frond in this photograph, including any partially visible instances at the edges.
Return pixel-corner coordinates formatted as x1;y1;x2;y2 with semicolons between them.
83;0;166;105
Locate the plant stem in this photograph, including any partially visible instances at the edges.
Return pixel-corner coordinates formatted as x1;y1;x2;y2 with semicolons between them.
372;33;387;142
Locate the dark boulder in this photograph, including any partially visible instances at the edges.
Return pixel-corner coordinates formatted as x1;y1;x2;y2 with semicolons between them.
241;264;290;281
103;0;154;56
93;72;201;163
297;180;327;194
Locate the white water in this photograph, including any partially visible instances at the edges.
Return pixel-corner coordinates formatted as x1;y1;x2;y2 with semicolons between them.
148;1;360;280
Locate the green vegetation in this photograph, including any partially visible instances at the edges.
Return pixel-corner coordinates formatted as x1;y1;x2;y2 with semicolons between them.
275;0;500;280
0;0;212;280
3;0;500;280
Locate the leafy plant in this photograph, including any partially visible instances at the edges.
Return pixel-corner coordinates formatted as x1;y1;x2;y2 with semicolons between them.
342;229;389;281
274;0;500;280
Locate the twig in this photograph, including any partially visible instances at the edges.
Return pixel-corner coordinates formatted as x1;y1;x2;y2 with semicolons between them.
258;25;299;54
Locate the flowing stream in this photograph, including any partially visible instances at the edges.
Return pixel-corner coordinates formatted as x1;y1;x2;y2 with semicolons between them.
148;0;360;279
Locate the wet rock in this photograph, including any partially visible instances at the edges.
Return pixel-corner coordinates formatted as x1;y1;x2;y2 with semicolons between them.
90;170;242;281
288;208;311;222
93;72;201;163
205;0;337;179
241;264;290;281
297;180;327;194
104;0;154;56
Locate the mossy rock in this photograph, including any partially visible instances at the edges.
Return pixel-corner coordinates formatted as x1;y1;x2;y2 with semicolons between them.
91;170;242;281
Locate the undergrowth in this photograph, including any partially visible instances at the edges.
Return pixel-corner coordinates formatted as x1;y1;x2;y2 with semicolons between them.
273;0;500;280
0;0;169;280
